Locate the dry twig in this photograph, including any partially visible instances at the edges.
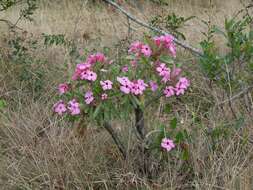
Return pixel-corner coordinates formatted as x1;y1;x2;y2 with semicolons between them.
103;0;203;56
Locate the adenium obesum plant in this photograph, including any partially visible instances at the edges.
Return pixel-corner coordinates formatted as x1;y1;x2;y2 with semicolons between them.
53;34;189;157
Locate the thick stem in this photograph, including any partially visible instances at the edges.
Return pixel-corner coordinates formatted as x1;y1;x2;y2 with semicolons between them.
103;121;126;159
135;106;145;139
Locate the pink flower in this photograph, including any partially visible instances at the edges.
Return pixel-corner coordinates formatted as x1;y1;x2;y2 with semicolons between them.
161;73;171;83
95;52;106;63
163;34;174;46
171;65;181;78
84;91;94;104
128;41;152;57
72;62;91;80
117;77;132;94
149;81;158;92
58;83;69;95
121;65;129;72
131;79;148;95
141;45;152;57
169;44;176;57
153;36;162;47
156;63;171;82
164;86;175;97
53;100;67;115
101;93;108;100
153;34;176;57
175;77;190;96
86;52;106;65
81;70;97;81
100;80;113;91
161;137;175;152
67;99;80;115
128;41;143;54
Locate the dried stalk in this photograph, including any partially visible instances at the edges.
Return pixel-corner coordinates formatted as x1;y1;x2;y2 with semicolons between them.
103;0;203;56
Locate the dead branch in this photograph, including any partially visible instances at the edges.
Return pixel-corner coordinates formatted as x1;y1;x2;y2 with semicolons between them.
217;85;253;106
103;0;203;56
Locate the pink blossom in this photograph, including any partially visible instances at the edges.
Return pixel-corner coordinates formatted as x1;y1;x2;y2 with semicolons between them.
153;34;176;57
163;34;174;46
149;81;158;92
95;52;106;63
175;77;190;96
171;65;182;78
101;93;108;100
100;80;113;91
141;45;152;57
80;70;97;81
156;63;171;82
131;79;148;95
58;83;69;95
161;137;175;152
161;73;171;83
169;44;176;57
84;91;94;104
53;100;67;115
86;52;106;65
117;77;132;94
163;86;175;97
128;41;152;57
72;62;91;80
153;36;162;47
128;41;143;54
121;65;129;72
67;99;80;115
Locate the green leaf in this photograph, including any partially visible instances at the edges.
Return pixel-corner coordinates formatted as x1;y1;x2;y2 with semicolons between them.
163;104;172;114
170;117;177;129
175;131;184;143
0;99;6;110
93;104;102;119
159;55;174;64
181;148;190;160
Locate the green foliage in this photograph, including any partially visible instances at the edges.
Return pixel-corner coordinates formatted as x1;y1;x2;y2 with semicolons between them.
0;0;17;11
42;33;78;59
0;99;7;111
0;0;38;27
149;0;168;5
150;13;195;40
199;10;253;92
6;33;46;99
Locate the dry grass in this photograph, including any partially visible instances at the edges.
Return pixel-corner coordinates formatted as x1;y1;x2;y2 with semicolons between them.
1;0;253;189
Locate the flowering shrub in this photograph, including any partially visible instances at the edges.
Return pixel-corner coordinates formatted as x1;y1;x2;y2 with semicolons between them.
53;34;190;155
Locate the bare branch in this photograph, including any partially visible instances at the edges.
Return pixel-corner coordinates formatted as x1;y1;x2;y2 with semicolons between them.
0;19;23;30
217;85;253;106
103;0;203;56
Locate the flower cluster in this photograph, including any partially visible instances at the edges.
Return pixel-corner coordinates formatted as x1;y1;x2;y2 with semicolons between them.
128;41;152;57
117;77;148;95
53;35;190;116
153;34;176;57
53;34;190;153
53;99;80;116
72;52;106;81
